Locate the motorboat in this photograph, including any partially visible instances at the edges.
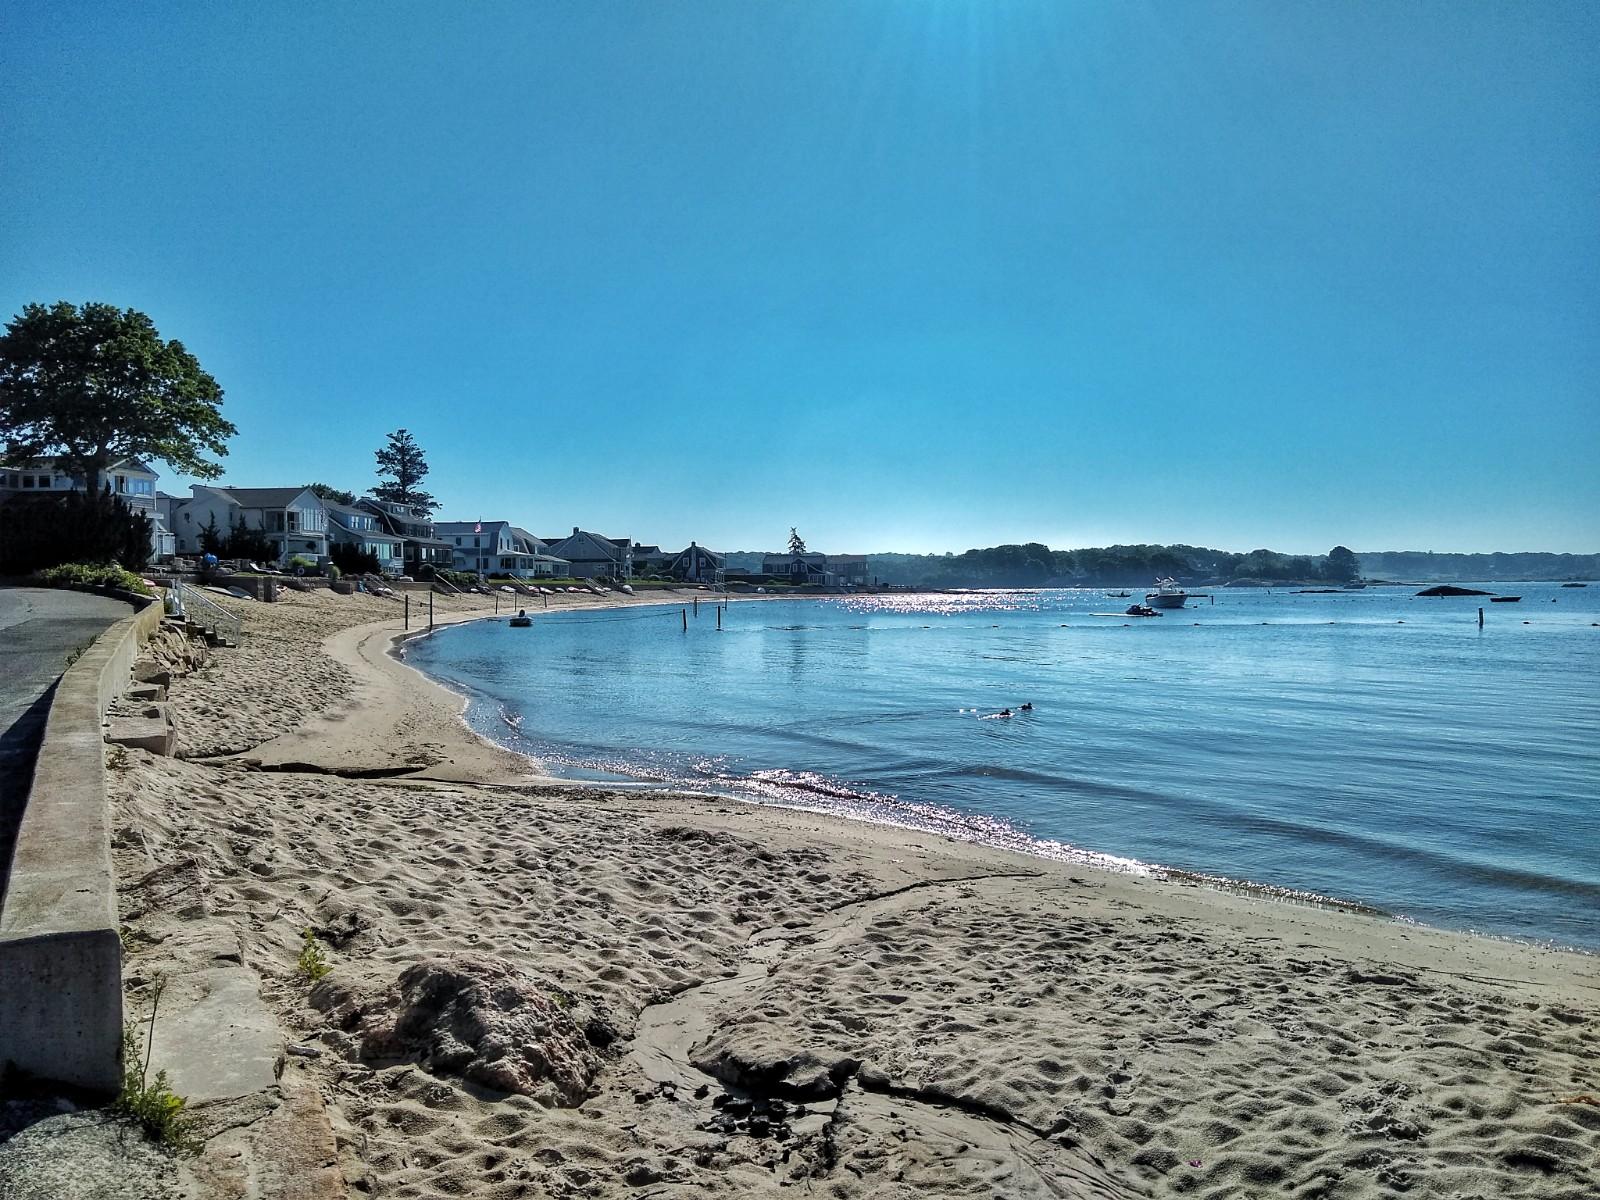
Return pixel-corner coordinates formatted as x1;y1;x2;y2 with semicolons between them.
508;613;533;627
1145;578;1190;609
1124;604;1161;618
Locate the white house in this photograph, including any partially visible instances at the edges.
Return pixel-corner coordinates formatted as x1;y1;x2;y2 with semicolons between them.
436;521;570;578
0;456;174;561
172;485;329;562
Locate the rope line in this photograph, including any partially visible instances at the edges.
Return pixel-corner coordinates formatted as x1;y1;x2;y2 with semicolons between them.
531;606;714;625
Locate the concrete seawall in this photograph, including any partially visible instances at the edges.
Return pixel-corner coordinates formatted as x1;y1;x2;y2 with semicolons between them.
0;597;163;1094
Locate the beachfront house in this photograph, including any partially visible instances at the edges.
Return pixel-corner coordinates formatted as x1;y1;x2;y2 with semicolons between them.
326;500;405;573
759;551;870;587
631;544;671;577
542;528;634;580
357;499;454;577
671;542;725;583
0;456;175;562
172;485;330;562
436;521;571;578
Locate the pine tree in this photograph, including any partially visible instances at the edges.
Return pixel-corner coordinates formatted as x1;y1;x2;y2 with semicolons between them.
788;527;807;555
373;429;435;515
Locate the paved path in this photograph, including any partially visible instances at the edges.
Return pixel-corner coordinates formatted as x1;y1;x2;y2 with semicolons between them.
0;587;132;898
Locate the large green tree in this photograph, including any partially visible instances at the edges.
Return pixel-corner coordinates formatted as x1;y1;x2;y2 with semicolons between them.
1324;545;1361;582
373;428;434;515
305;481;356;506
0;301;234;495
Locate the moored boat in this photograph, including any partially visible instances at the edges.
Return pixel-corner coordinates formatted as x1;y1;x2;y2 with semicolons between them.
1145;578;1190;609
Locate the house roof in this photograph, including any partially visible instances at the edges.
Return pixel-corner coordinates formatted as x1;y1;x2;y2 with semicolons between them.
548;530;628;558
3;455;157;476
434;520;502;534
213;486;316;508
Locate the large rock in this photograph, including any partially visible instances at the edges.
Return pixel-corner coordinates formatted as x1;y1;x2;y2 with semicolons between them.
315;956;599;1106
691;1023;860;1100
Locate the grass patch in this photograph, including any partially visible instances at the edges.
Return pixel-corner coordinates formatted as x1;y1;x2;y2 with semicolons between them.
32;561;154;596
117;976;202;1155
297;928;331;982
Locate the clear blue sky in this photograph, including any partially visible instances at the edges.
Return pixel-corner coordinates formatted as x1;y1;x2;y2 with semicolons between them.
3;2;1596;554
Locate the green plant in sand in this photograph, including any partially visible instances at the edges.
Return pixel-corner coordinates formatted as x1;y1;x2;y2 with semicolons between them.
297;928;332;982
116;975;202;1155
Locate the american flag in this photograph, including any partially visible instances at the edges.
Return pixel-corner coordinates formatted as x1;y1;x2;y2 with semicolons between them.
474;520;482;533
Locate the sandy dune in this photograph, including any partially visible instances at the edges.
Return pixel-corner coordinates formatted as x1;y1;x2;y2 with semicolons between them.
106;588;1598;1199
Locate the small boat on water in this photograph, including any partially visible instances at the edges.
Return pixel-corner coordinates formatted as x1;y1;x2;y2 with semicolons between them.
509;611;533;627
1124;604;1161;618
1489;596;1521;603
1145;578;1190;609
1109;590;1131;598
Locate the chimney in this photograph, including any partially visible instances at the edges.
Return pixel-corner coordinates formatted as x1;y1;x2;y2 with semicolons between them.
573;526;580;537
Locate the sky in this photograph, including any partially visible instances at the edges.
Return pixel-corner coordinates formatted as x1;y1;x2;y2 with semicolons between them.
2;2;1596;555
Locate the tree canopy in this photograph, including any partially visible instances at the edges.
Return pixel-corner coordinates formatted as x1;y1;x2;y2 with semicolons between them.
0;301;234;495
373;428;434;515
1324;545;1361;582
305;481;356;506
788;527;807;555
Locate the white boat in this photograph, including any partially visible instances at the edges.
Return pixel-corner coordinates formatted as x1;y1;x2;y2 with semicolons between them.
1145;578;1190;609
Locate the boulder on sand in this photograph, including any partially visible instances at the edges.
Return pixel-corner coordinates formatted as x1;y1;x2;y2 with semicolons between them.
691;1023;860;1101
314;955;600;1106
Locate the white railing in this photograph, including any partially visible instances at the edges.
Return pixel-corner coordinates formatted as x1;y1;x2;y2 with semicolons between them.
173;580;242;647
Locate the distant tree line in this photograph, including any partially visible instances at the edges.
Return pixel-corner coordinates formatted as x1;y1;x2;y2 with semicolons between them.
724;543;1365;588
857;544;1362;589
1351;550;1599;583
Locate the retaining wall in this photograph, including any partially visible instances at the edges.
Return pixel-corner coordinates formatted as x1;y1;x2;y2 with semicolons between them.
0;598;163;1094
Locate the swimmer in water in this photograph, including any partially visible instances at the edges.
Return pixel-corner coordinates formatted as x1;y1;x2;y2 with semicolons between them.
998;708;1013;718
1020;702;1033;711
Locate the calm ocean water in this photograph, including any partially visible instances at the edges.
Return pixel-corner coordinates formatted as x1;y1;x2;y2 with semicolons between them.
407;585;1600;950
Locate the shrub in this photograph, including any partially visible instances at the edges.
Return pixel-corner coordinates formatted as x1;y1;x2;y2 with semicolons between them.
286;555;317;575
0;490;152;574
297;928;331;982
33;561;153;596
329;543;380;576
326;562;341;582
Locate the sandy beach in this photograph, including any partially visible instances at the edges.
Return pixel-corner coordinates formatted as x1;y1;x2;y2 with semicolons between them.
104;587;1598;1199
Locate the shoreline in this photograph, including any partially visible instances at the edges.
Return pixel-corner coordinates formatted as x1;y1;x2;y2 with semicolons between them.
101;587;1599;1199
401;601;1594;958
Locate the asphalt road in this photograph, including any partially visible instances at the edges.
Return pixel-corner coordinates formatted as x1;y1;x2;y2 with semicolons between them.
0;586;132;900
